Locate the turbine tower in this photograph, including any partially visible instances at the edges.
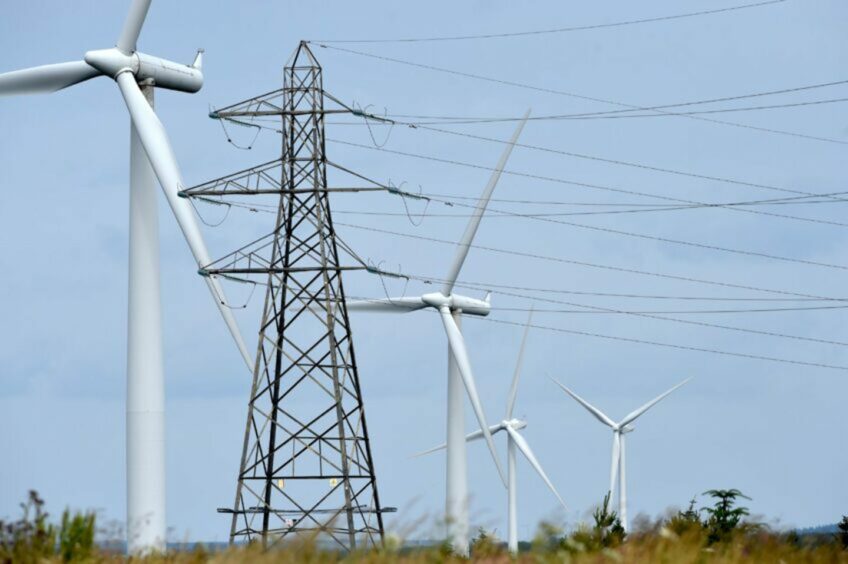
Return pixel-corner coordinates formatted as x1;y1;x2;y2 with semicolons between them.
346;111;530;554
418;312;567;554
0;0;252;553
552;378;691;531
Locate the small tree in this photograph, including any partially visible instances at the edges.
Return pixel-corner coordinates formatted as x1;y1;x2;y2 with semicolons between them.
566;492;626;552
837;515;848;549
702;489;751;544
666;497;704;537
592;492;626;548
470;527;503;557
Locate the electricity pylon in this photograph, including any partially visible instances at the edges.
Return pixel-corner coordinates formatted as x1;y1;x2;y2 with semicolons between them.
184;42;386;550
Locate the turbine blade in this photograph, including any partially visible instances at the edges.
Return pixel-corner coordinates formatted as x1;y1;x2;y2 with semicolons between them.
619;377;692;428
117;0;153;54
0;61;100;96
412;442;447;458
412;424;501;458
441;110;530;295
550;378;616;429
506;308;533;418
505;426;568;510
439;307;507;486
115;74;253;371
345;297;426;313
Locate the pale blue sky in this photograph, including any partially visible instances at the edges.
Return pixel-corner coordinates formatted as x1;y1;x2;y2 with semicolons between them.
1;0;846;543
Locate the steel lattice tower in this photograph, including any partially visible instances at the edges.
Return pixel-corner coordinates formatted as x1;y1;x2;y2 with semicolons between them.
185;42;385;550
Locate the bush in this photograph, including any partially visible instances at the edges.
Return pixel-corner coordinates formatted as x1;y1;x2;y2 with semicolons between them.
0;490;56;564
0;491;97;564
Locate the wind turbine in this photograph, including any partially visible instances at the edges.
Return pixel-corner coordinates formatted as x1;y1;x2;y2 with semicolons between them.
346;111;529;554
417;312;567;554
0;0;252;553
552;378;691;531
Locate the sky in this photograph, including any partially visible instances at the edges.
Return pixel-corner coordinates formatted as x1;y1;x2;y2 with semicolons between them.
1;0;847;544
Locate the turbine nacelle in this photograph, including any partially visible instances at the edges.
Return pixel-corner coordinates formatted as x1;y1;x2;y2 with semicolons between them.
502;418;527;431
84;47;203;93
421;292;491;316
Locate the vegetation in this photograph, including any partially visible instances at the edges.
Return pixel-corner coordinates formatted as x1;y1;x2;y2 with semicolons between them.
701;488;753;544
1;490;846;562
0;491;96;563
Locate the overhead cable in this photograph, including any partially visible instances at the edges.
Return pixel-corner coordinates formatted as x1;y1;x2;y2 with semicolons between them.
311;1;787;44
329;138;848;229
336;221;842;301
475;316;848;372
313;43;846;145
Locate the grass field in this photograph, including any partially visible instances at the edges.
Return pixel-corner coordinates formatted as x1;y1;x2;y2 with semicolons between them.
4;531;847;563
2;491;846;562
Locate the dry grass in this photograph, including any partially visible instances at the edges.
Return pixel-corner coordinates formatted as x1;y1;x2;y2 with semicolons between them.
3;491;845;563
8;529;844;563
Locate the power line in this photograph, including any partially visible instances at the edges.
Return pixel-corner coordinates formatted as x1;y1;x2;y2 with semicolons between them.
201;199;848;304
347;291;848;345
196;201;848;303
311;1;787;43
412;194;848;208
349;294;848;313
330;198;848;218
333;194;848;272
429;196;848;272
228;116;848;226
210;150;848;235
484;304;848;314
354;95;848;125
201;200;848;345
328;138;848;229
474;316;848;372
313;43;847;145
348;294;848;370
219;187;848;211
228;115;848;228
336;221;842;301
447;282;848;347
441;278;842;303
209;146;848;270
199;197;848;305
407;125;848;201
558;97;848;119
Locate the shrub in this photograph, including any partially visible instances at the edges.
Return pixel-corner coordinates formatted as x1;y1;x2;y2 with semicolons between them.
702;488;751;544
0;490;56;564
57;508;96;562
838;515;848;550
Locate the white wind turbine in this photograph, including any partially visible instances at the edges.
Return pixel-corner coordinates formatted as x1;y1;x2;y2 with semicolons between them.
346;111;530;554
417;312;567;554
0;0;252;553
552;378;691;531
